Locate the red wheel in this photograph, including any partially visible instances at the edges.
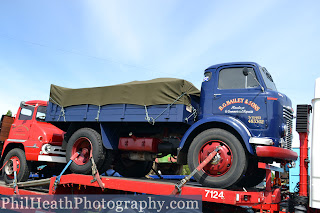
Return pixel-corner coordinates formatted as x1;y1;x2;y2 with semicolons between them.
71;137;92;165
66;128;107;175
199;140;233;177
5;156;21;179
188;128;248;188
3;148;30;184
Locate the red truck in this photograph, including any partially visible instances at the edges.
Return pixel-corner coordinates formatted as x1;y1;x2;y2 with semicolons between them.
0;100;66;184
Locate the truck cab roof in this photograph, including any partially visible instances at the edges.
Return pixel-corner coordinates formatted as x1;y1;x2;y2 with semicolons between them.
205;62;260;71
25;100;48;106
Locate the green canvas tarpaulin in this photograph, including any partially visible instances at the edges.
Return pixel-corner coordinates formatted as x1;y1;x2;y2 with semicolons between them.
49;78;200;108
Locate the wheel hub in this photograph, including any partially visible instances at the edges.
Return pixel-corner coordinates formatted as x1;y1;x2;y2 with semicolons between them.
199;140;233;177
72;137;92;165
4;161;13;175
4;157;20;178
210;153;221;165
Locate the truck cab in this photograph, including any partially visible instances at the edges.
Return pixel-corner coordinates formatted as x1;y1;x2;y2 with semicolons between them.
0;100;66;183
200;62;293;150
179;62;297;188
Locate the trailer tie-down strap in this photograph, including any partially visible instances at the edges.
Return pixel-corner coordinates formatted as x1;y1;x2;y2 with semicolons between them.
9;159;20;195
52;152;80;192
1;159;19;194
170;145;221;195
145;92;186;125
90;157;105;190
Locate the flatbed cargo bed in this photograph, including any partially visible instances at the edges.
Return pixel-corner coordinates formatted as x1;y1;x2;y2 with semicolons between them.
46;78;200;124
46;103;198;124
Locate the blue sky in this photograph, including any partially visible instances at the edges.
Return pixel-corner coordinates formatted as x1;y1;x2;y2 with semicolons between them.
0;1;319;146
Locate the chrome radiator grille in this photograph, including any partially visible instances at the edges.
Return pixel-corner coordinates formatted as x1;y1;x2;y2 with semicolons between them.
283;106;293;150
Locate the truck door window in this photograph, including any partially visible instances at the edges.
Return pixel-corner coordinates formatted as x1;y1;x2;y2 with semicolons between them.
218;67;258;89
18;107;34;120
36;106;47;121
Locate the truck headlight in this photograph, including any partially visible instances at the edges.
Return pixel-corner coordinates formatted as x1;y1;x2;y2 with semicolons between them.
41;144;52;154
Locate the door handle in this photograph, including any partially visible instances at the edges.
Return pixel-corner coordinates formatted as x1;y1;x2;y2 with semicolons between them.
213;94;222;99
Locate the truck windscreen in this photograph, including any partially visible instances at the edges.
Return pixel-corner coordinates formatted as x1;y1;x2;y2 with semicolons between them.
260;67;277;91
36;106;47;122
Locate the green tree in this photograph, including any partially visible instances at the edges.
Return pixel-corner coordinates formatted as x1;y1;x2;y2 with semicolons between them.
6;110;12;117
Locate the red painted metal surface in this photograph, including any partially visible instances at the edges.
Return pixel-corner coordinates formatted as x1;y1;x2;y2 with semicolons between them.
118;137;160;152
6;157;21;180
25;100;48;106
199;141;232;177
256;145;298;161
299;132;308;197
2;101;64;162
72;137;91;165
46;173;281;211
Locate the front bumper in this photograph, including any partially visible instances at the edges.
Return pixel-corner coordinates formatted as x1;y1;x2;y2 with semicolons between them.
256;146;298;161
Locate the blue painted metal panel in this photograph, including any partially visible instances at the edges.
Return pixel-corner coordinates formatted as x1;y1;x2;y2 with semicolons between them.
46;102;198;124
100;123;119;150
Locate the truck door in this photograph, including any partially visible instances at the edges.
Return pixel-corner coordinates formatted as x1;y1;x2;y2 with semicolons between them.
212;65;268;135
8;105;34;141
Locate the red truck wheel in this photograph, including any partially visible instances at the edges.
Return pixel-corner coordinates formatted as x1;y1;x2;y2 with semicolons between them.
3;148;30;184
66;128;106;175
188;128;248;188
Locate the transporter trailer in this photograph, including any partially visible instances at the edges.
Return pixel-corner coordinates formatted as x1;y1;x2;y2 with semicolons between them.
0;156;288;212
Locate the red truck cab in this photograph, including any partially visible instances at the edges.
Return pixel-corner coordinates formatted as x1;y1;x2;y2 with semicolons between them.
1;100;66;183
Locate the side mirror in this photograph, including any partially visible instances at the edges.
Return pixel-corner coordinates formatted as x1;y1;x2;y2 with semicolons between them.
243;67;249;76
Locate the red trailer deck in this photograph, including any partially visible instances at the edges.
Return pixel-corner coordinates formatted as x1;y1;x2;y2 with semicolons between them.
0;167;284;213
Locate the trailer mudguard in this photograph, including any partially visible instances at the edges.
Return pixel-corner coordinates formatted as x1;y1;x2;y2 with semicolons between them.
100;123;119;150
179;116;254;154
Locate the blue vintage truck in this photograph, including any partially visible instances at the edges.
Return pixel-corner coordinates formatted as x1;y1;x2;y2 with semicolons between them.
2;62;297;188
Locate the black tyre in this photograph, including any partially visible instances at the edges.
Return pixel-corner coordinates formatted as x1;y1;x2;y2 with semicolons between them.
236;157;266;188
115;158;153;177
66;128;106;174
3;148;31;184
187;128;248;188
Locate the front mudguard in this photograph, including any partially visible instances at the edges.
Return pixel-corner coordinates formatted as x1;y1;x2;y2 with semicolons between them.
177;116;254;164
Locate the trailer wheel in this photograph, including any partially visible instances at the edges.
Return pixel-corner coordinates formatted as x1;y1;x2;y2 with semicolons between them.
115;158;153;177
188;128;248;188
3;148;31;184
66;128;106;174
